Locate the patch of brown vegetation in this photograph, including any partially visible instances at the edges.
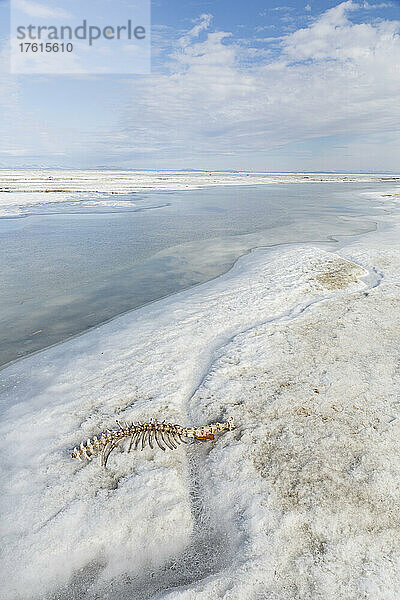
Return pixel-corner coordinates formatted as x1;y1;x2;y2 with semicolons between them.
315;259;364;290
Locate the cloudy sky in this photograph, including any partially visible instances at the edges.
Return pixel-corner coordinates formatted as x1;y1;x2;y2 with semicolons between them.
0;0;399;171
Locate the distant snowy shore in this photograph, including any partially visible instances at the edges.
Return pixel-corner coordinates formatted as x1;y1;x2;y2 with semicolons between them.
1;185;400;599
0;169;399;216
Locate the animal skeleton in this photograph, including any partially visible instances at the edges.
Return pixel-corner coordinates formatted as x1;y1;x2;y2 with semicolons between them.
70;417;234;467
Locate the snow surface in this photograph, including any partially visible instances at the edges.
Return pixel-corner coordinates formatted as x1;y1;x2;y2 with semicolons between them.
0;170;399;217
0;191;137;217
1;186;400;599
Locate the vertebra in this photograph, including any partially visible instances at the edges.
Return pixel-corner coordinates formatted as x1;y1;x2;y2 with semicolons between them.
70;417;234;467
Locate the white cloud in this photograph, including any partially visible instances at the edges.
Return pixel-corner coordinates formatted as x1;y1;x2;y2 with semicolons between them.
0;41;25;156
271;6;295;11
0;38;94;164
362;1;394;8
13;0;71;19
2;2;400;170
177;14;213;48
107;3;400;169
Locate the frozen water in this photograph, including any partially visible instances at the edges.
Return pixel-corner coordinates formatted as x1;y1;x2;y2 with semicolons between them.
0;182;387;367
1;179;400;599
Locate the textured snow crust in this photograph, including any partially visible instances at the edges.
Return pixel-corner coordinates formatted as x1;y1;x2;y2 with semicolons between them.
1;188;400;599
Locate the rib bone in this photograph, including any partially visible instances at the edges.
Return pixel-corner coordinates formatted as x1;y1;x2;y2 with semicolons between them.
70;417;234;467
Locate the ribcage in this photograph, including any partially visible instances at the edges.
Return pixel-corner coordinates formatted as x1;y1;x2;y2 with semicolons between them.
70;418;234;467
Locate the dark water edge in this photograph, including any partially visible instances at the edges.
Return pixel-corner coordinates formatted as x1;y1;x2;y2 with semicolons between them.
0;182;394;369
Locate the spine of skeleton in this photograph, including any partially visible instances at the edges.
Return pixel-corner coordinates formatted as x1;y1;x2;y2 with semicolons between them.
70;417;234;466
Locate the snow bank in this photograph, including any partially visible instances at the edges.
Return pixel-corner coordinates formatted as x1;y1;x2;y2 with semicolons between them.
0;191;138;217
0;191;99;217
1;186;400;599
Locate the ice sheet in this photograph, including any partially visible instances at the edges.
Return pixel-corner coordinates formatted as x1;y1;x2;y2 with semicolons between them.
1;170;399;217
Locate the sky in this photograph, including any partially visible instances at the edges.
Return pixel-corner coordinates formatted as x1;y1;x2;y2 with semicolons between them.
0;0;399;171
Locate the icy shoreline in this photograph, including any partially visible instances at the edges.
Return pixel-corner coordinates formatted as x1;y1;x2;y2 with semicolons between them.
0;169;399;217
1;187;400;599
